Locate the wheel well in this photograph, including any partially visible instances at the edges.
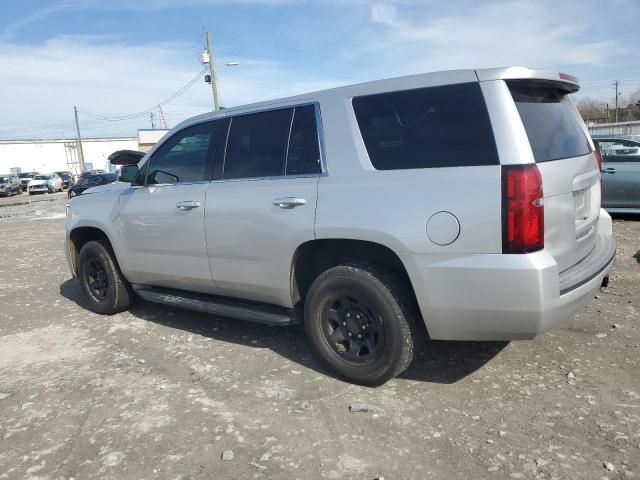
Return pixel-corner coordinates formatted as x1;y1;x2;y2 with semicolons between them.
291;239;417;308
69;227;110;275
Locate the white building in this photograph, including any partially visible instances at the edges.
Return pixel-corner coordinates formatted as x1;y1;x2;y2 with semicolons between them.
0;129;169;175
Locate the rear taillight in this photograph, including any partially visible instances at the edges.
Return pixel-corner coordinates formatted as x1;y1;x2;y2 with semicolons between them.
594;150;603;194
502;164;544;253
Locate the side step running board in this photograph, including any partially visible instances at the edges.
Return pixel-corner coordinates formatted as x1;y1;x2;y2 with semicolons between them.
132;285;300;326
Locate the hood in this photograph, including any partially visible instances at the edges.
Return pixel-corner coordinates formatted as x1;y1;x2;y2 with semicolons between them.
77;181;127;196
29;179;47;186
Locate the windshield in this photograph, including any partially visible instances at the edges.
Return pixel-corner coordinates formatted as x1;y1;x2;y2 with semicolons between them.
508;81;591;162
0;177;8;183
81;176;101;186
35;175;50;180
56;172;70;179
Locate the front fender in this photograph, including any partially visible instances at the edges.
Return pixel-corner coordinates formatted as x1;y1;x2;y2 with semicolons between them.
66;190;128;277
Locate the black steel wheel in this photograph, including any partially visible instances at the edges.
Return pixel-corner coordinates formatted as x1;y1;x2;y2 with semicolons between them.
305;262;420;386
78;240;133;314
85;258;109;302
320;293;385;366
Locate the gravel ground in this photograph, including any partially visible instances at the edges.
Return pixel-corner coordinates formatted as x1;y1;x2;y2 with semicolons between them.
0;191;67;209
0;198;638;480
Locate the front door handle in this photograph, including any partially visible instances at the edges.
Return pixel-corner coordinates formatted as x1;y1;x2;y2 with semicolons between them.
603;167;616;174
176;201;201;210
273;197;307;209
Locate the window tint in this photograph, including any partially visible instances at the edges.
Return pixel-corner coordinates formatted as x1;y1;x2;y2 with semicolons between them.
352;83;499;170
286;105;321;175
508;82;591;162
596;139;640;162
146;121;215;184
224;109;291;179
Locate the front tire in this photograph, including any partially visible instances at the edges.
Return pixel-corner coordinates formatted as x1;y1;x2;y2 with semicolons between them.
304;263;419;386
77;240;133;315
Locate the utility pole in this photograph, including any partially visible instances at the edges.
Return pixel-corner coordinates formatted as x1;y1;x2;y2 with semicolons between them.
205;30;221;110
73;106;85;172
614;80;620;123
158;104;168;128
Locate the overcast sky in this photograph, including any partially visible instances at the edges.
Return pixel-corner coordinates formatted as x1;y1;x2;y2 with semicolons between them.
1;0;638;140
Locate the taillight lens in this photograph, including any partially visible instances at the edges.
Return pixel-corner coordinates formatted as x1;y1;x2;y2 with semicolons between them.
502;164;544;253
594;150;603;194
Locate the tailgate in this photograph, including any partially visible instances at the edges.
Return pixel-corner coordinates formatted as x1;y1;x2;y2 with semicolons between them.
508;80;600;272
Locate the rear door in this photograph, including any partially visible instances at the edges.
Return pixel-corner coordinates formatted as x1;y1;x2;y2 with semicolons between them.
204;104;322;307
507;81;600;272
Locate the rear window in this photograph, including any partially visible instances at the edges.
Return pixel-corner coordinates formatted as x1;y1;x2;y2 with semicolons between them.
508;81;591;162
352;83;499;170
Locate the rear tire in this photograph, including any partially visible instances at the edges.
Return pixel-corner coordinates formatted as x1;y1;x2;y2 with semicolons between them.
77;240;133;315
304;262;419;386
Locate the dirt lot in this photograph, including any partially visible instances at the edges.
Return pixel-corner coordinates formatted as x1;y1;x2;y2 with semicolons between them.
0;190;67;208
0;197;638;480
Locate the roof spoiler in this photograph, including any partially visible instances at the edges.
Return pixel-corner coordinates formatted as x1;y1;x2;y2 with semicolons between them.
476;67;580;93
109;150;145;166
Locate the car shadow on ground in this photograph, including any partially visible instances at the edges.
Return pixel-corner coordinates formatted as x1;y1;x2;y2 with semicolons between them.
60;279;506;385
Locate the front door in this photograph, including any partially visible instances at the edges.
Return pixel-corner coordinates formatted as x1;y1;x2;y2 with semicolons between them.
205;104;323;307
118;120;222;293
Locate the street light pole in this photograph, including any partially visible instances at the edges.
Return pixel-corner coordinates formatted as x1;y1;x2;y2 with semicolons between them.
206;30;220;110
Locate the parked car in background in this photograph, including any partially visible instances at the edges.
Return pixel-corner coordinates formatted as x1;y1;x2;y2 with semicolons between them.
592;136;640;213
19;172;38;192
28;173;63;195
55;171;74;189
78;169;107;180
0;174;22;196
67;173;118;198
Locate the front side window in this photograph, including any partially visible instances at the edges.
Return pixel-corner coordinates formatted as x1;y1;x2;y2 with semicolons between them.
223;108;292;179
596;139;640;162
353;83;499;170
146;121;215;184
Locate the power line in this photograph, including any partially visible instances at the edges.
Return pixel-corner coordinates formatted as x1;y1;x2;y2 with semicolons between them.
0;68;208;138
581;79;640;88
77;67;207;121
0;121;73;135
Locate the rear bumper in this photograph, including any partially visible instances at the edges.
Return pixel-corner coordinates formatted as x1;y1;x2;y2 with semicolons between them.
402;210;616;341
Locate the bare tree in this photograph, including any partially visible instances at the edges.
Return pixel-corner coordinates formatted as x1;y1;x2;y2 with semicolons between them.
575;97;608;123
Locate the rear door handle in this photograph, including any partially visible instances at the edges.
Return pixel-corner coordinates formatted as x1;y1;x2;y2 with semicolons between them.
176;201;201;210
603;168;616;174
273;197;307;209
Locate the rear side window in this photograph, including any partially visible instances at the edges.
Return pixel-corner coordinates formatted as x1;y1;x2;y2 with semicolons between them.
224;109;292;179
352;83;499;170
286;105;322;175
508;82;591;162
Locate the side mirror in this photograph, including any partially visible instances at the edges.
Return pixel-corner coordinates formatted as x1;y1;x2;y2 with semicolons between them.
119;165;139;183
109;150;145;166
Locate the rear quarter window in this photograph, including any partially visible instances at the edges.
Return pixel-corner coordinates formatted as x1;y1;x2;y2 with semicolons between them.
352;82;499;170
508;81;591;162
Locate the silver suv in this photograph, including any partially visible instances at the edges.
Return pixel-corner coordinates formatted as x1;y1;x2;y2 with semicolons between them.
65;66;615;385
